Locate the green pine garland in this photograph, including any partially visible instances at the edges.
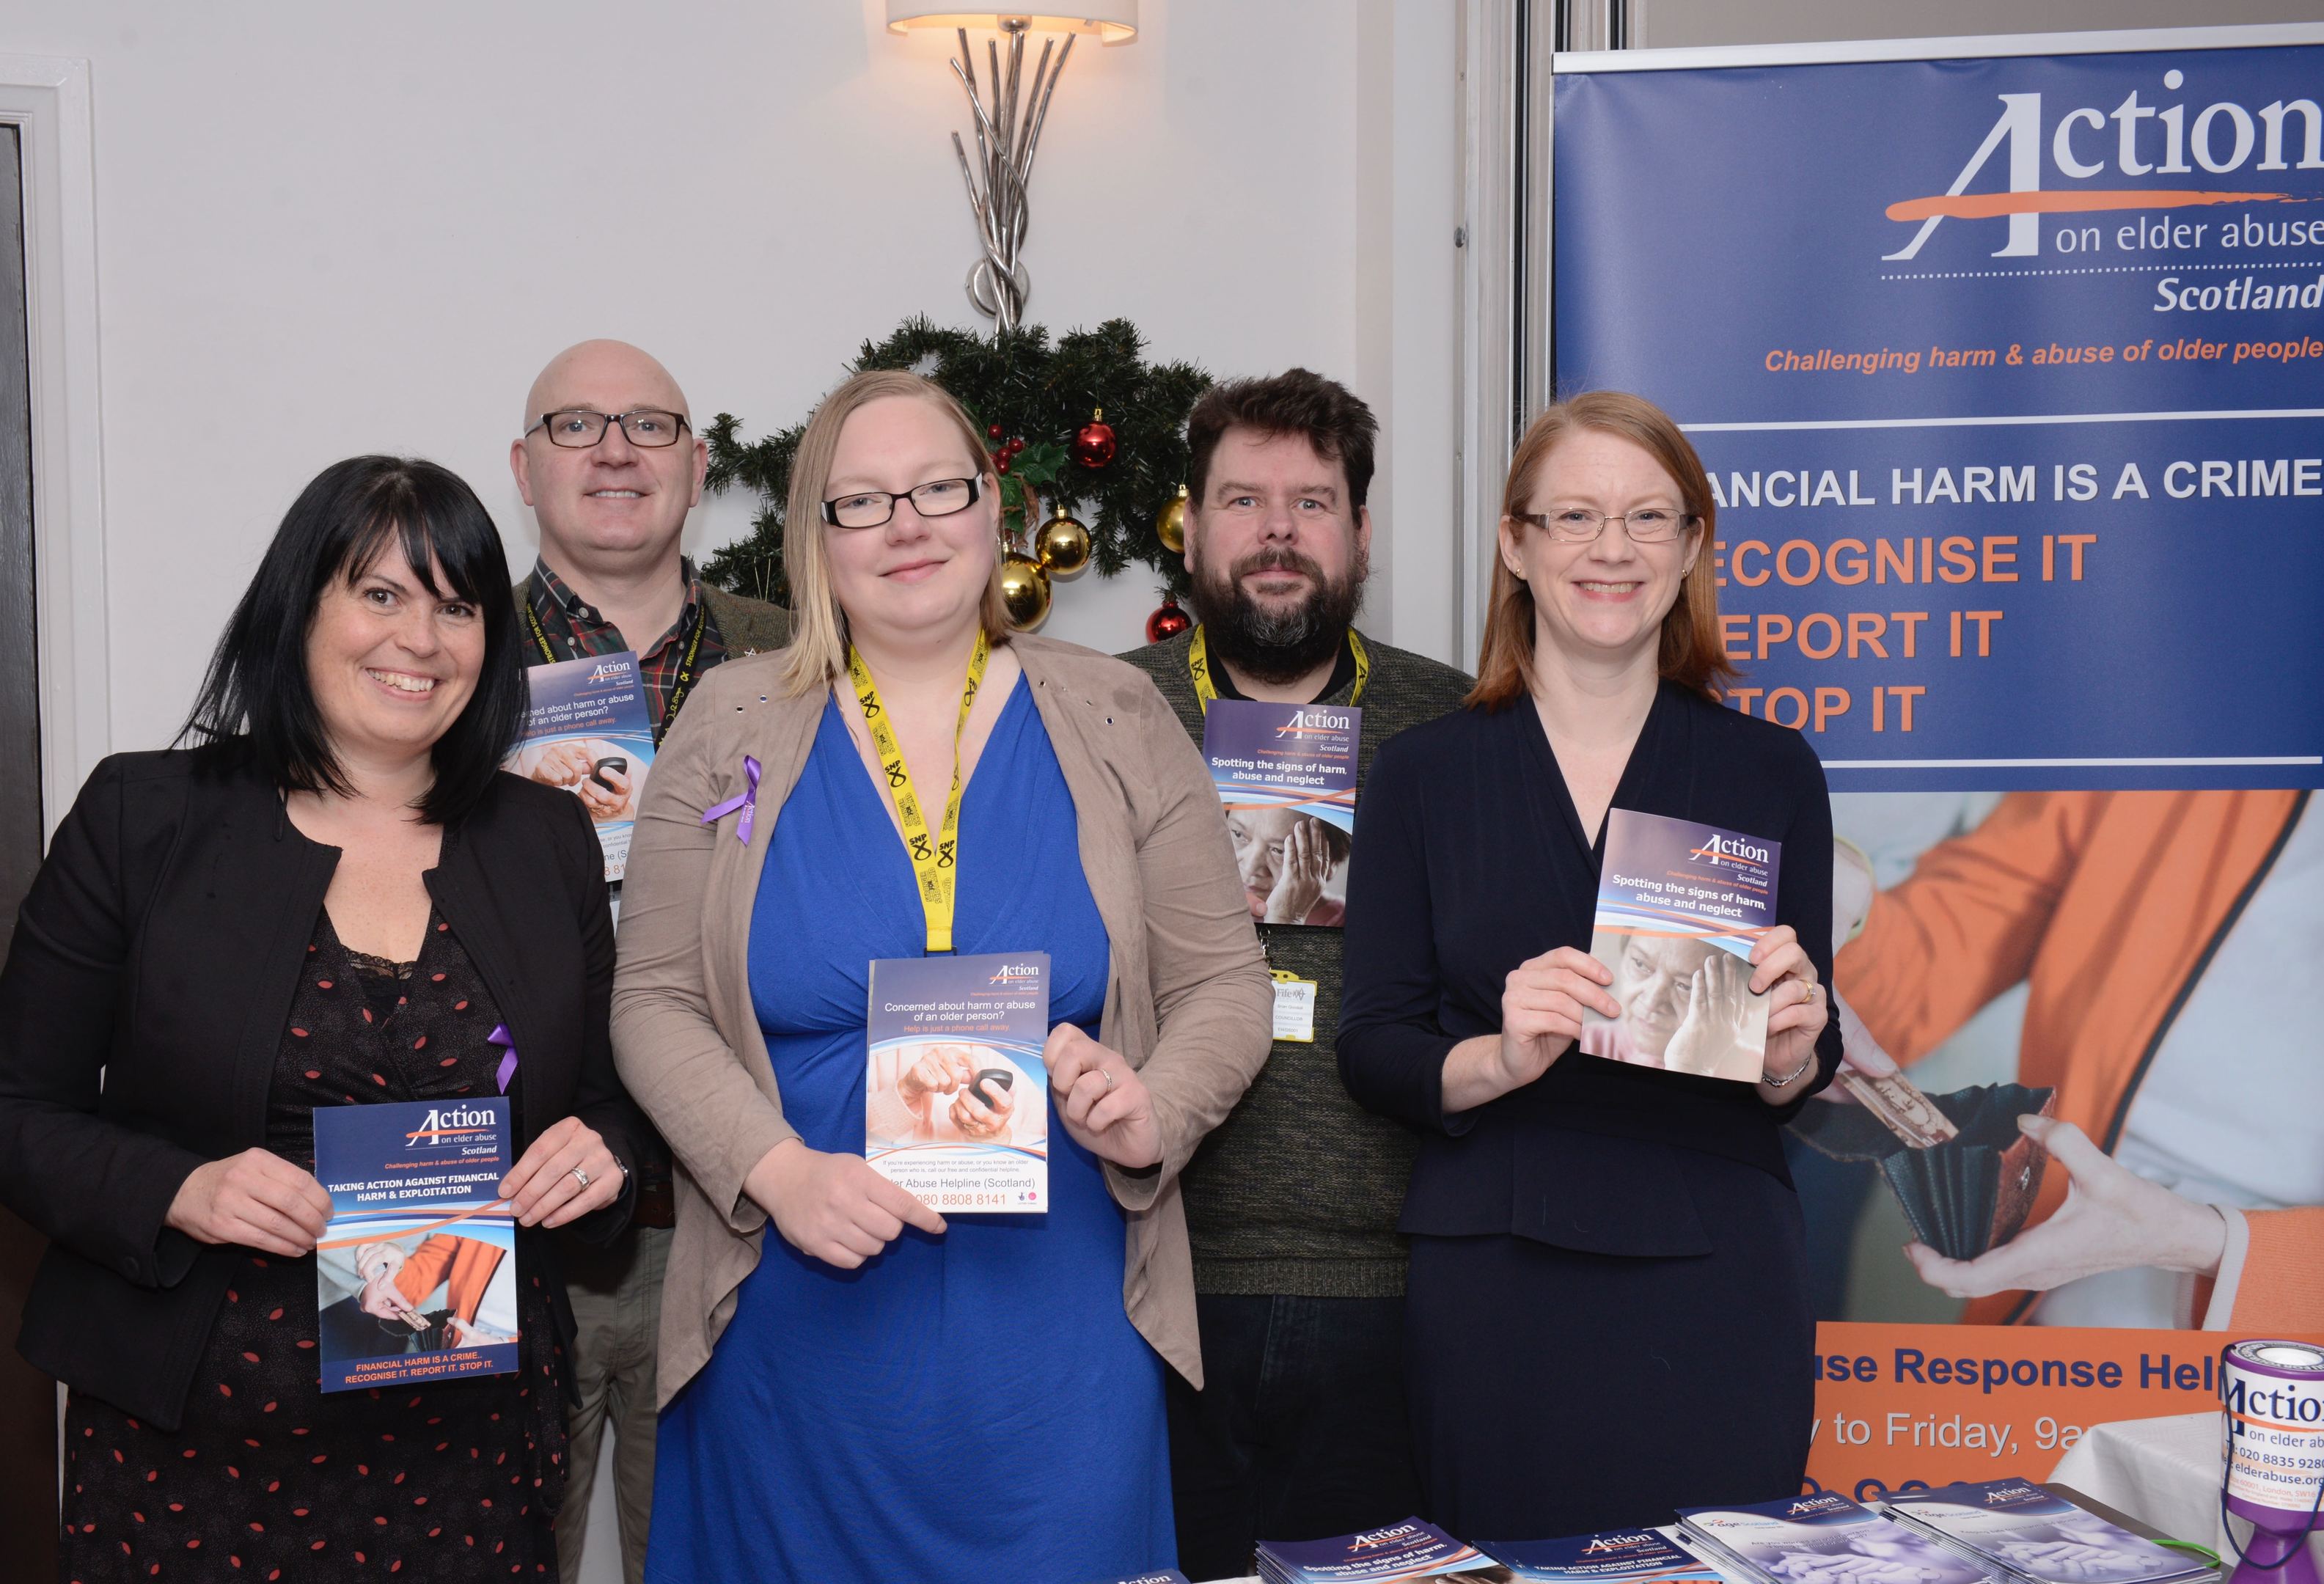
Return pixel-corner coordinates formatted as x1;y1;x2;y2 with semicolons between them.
702;316;1209;609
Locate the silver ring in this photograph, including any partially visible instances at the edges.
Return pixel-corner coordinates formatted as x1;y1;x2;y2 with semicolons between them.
571;1165;590;1189
1102;1069;1116;1091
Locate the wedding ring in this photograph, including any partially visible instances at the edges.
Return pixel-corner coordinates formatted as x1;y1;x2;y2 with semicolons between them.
571;1165;591;1189
1102;1068;1117;1090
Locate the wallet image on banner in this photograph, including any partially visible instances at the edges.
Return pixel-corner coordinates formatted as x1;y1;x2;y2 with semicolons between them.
865;953;1050;1214
1581;808;1781;1083
505;650;653;881
1203;697;1360;928
311;1099;519;1393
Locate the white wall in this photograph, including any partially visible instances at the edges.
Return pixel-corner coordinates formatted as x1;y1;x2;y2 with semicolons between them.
1630;0;2324;48
4;0;1462;769
0;5;1461;1577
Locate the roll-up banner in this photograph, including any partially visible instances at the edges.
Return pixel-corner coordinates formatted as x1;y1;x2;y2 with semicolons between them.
1550;25;2324;1501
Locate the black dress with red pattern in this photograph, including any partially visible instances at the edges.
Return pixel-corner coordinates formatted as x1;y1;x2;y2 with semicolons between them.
60;910;567;1582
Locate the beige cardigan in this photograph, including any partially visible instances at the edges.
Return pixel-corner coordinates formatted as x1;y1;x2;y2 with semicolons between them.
611;633;1274;1406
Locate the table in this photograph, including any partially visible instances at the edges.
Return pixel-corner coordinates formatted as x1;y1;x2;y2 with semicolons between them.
2050;1410;2324;1572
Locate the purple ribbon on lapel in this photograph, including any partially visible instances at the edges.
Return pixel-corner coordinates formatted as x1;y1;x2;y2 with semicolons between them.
700;754;763;845
487;1023;518;1094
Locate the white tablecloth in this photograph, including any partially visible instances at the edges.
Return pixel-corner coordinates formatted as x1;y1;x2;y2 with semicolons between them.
2050;1409;2324;1570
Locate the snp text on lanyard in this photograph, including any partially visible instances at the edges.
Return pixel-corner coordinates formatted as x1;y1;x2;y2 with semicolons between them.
849;631;992;955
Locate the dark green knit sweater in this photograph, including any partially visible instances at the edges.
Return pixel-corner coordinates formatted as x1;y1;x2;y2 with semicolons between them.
1121;626;1474;1297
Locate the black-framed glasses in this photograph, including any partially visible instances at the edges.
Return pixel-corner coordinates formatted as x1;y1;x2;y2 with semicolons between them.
527;408;692;449
1514;507;1698;544
821;476;983;529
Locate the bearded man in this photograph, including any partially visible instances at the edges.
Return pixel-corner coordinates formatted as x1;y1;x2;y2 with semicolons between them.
1122;368;1473;1579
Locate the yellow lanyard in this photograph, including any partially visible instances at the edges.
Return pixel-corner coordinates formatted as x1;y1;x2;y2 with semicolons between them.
848;631;991;953
1187;624;1370;716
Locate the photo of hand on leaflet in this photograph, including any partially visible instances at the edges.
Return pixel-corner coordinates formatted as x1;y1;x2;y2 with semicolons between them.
1661;949;1758;1076
950;1069;1015;1143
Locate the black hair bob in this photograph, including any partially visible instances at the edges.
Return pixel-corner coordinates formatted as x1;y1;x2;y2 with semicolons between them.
179;455;526;827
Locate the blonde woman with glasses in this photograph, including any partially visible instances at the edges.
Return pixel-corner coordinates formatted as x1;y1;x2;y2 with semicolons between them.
611;370;1272;1583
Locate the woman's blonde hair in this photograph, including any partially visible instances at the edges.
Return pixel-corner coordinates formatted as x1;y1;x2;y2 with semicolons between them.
1467;389;1738;711
778;369;1010;695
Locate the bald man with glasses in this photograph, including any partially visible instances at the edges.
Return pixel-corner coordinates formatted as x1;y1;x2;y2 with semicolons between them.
509;339;788;1584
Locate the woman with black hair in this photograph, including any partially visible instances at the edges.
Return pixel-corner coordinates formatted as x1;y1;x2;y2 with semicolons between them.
0;455;638;1580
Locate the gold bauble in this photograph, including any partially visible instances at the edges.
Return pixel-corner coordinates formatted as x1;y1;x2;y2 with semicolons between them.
998;551;1052;630
1035;504;1093;577
1155;483;1189;554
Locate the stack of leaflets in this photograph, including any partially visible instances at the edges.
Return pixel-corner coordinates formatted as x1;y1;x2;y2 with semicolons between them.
1881;1481;2216;1584
1258;1518;1502;1583
1480;1528;1726;1584
1680;1492;1997;1584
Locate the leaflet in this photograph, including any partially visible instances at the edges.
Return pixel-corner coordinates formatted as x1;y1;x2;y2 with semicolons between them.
1880;1482;2215;1584
310;1098;519;1393
1480;1528;1727;1584
865;952;1050;1214
1203;697;1360;928
1258;1517;1500;1583
1680;1493;1994;1584
506;650;654;881
1581;808;1783;1083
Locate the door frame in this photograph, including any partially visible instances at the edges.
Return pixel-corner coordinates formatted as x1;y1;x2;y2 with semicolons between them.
0;53;111;824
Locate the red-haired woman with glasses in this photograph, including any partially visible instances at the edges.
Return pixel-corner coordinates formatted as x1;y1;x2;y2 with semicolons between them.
1339;392;1840;1538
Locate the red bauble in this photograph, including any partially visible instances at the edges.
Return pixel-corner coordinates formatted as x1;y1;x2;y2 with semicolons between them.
987;422;1004;439
995;452;1012;475
1145;598;1192;642
1072;408;1118;469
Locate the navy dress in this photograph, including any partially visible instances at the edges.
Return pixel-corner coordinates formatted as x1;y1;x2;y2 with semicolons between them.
646;678;1174;1583
1338;685;1844;1539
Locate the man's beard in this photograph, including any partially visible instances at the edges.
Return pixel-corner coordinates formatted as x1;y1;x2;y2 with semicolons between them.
1187;543;1368;687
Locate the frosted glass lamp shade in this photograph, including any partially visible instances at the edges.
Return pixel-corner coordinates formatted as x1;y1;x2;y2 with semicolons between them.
884;4;1137;43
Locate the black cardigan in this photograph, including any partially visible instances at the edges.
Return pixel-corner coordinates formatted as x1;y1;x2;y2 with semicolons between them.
1337;684;1844;1257
0;747;638;1428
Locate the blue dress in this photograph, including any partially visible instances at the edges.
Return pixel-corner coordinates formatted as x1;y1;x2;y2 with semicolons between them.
646;678;1175;1583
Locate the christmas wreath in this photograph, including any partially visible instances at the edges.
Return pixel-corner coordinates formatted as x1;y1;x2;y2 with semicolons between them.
702;317;1208;626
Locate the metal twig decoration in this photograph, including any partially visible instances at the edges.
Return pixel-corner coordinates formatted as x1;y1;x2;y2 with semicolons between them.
947;21;1075;332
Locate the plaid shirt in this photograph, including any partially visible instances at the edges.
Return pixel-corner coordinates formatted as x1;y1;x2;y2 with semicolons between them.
524;557;726;741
